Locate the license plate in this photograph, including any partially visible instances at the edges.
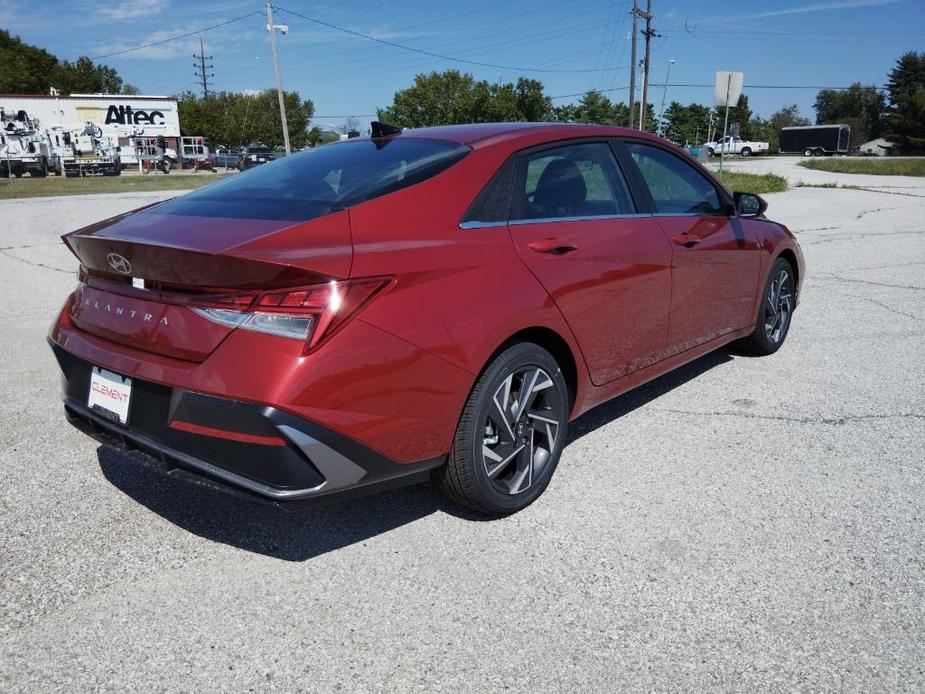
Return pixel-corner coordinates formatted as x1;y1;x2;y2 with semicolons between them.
88;367;132;424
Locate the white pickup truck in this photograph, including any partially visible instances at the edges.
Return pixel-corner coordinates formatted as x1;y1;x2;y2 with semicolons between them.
706;135;769;157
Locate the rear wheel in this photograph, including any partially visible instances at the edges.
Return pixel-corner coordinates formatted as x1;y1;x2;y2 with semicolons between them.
31;157;48;177
737;257;795;355
803;148;813;157
438;343;569;515
741;147;752;156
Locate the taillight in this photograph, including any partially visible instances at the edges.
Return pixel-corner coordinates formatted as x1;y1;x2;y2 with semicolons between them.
192;278;389;350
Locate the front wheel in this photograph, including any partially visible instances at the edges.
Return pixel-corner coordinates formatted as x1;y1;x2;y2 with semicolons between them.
737;257;795;355
437;343;570;515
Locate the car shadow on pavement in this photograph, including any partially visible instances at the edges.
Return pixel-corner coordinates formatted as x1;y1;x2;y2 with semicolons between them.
566;348;734;444
98;446;444;562
98;348;735;561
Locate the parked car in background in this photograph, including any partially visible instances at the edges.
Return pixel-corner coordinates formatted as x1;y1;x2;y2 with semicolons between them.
212;147;242;169
705;135;769;156
50;122;804;515
237;144;274;170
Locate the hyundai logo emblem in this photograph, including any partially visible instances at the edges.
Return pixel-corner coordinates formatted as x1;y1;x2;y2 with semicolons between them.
107;253;132;275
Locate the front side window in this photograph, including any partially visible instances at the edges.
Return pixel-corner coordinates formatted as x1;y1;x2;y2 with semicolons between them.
510;142;635;221
625;142;725;215
146;138;469;221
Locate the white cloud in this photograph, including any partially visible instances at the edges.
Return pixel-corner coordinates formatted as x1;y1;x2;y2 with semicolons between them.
697;0;900;22
97;0;170;21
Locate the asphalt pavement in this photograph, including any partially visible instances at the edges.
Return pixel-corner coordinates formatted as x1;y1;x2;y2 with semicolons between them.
1;159;923;692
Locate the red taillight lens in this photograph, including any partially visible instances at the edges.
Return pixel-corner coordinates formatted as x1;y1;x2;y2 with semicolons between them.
192;278;390;350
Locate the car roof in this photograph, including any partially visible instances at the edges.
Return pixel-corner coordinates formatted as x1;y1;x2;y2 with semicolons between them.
367;122;662;149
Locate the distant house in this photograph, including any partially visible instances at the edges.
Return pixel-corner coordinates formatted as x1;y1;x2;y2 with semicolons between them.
857;138;895;156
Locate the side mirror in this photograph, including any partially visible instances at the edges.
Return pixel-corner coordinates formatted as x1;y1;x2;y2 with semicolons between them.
734;191;767;218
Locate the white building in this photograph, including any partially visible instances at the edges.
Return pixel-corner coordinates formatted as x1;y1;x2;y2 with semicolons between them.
0;93;181;164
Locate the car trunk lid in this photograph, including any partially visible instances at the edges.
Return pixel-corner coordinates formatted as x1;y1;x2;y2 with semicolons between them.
63;206;352;362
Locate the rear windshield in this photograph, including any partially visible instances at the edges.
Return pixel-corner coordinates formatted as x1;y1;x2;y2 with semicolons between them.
148;138;470;221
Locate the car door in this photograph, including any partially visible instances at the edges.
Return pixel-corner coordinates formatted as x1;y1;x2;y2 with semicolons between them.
502;140;673;386
619;140;761;356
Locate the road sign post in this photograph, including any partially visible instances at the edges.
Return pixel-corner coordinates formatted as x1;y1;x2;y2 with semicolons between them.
714;71;743;175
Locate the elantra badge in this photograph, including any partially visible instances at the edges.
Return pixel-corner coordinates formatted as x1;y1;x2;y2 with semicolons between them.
107;253;132;275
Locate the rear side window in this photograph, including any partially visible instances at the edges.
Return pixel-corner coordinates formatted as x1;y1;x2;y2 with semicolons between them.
149;138;470;221
462;158;515;225
510;142;635;221
625;142;725;215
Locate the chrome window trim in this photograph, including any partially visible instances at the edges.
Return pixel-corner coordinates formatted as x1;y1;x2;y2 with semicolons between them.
651;212;731;218
509;213;653;226
460;213;653;229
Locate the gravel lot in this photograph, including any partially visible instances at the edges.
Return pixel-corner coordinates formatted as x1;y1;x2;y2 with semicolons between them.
1;160;923;692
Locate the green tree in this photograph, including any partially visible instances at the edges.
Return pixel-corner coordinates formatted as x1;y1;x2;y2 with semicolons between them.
377;70;551;127
50;56;124;94
749;104;810;153
0;30;132;96
0;30;58;93
714;94;753;139
813;82;885;148
884;51;925;152
663;101;712;145
178;90;315;149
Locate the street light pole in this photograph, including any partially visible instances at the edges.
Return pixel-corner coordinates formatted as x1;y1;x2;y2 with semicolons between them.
656;59;676;137
265;0;291;155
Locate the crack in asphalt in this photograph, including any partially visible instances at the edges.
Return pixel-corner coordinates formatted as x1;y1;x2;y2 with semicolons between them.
800;229;925;246
843;187;925;199
815;272;925;292
856;207;893;220
841;291;919;320
0;249;73;274
794;225;840;233
845;260;925;272
0;243;60;252
658;409;925;426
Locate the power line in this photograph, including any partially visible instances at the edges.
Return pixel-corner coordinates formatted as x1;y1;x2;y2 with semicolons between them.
273;5;634;74
549;83;888;100
89;11;262;60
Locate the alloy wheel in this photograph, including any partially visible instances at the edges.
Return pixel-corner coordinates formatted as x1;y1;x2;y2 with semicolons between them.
481;366;563;495
764;268;793;343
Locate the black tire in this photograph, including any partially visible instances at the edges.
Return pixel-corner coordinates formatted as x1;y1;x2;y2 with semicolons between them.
437;342;570;515
707;148;715;157
737;257;796;355
31;157;48;177
741;147;752;157
803;148;813;157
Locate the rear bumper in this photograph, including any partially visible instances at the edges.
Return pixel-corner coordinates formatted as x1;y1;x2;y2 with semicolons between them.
53;343;443;506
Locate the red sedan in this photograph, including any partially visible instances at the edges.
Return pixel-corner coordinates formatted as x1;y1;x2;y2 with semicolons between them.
49;122;804;514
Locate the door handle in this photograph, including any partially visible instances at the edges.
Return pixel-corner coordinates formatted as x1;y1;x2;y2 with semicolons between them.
671;233;701;247
527;239;578;255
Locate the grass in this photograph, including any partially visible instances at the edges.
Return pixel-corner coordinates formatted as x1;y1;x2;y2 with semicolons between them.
798;158;925;176
0;172;231;200
713;170;788;195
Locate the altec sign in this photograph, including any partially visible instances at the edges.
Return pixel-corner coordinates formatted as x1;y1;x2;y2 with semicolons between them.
105;105;166;126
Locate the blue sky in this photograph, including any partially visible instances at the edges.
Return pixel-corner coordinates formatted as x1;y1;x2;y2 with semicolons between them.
3;0;923;130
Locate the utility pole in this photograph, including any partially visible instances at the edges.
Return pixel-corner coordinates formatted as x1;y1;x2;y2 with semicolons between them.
265;0;291;155
194;36;214;98
638;0;656;131
628;0;639;128
656;59;676;136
